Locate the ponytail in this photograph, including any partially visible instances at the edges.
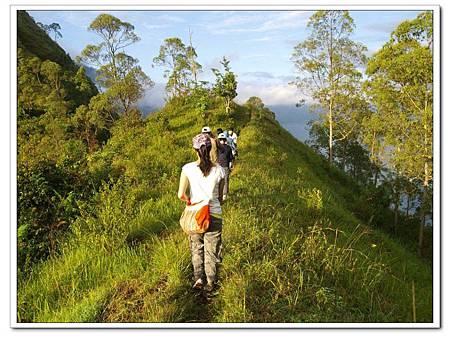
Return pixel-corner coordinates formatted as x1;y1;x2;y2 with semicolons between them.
196;144;213;176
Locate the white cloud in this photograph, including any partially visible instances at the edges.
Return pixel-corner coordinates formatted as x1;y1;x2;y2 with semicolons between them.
246;36;274;42
240;72;296;84
203;11;311;35
138;82;166;110
257;11;311;32
138;81;310;110
240;54;268;60
142;22;171;30
236;81;309;106
242;71;275;79
157;14;186;23
60;11;101;29
362;17;406;34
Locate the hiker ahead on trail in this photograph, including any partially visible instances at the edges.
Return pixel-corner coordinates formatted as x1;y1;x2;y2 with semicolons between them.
228;127;238;148
177;133;225;293
227;129;238;157
217;132;234;201
202;126;218;164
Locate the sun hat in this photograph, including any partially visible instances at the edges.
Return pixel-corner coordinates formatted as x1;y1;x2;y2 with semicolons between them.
201;126;211;133
218;133;226;139
192;133;212;149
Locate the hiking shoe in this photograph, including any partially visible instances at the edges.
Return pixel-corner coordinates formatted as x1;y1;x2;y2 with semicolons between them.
192;278;204;290
204;283;215;293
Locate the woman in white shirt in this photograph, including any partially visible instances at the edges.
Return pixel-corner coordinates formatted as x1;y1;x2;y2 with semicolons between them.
178;133;226;292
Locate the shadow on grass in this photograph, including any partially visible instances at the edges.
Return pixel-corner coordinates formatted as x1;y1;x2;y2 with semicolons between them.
168;284;217;323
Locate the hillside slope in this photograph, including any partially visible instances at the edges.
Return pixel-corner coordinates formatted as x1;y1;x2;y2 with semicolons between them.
17;100;432;324
18;11;76;71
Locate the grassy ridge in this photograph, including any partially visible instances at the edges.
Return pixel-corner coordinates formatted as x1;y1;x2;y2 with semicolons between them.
17;101;432;323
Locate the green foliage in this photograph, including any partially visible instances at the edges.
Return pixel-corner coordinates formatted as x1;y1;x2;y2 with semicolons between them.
17;11;101;275
78;14;153;113
308;122;373;184
18;11;75;70
364;11;432;186
244;96;276;122
212;57;238;115
37;22;62;41
17;49;96;117
364;11;433;255
153;36;202;97
17;159;82;273
292;10;368;162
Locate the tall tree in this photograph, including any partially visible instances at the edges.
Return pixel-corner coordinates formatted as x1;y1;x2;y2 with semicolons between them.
364;12;433;256
49;23;62;41
361;113;386;186
71;92;115;152
37;22;62;41
291;10;367;163
153;36;201;97
37;22;50;34
187;29;202;88
77;14;153;113
211;57;237;115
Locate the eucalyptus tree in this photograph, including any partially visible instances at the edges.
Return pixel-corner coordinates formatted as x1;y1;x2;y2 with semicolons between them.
153;36;202;97
364;12;433;255
211;57;237;115
37;22;62;41
291;10;368;163
187;29;202;87
77;14;153;113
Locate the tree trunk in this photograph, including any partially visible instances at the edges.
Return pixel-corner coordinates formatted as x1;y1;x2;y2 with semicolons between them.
393;197;399;235
225;99;231;115
418;162;429;257
328;20;334;164
328;99;333;163
374;167;379;186
188;29;198;88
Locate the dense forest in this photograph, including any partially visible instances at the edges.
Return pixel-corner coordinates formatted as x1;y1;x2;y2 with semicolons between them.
16;10;433;323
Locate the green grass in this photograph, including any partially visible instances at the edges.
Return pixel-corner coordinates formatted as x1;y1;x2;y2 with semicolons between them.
17;101;433;323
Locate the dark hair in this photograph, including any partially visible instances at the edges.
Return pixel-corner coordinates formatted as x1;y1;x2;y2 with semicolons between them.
196;144;213;176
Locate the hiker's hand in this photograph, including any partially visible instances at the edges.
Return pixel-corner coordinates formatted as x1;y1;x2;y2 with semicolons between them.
180;193;191;205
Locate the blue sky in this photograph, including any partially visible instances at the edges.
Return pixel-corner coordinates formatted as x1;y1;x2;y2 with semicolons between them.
28;10;422;108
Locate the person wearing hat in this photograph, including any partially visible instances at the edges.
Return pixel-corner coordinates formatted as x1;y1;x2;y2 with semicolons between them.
201;126;212;134
201;126;218;164
221;130;236;158
178;133;226;292
217;132;234;201
228;127;238;157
